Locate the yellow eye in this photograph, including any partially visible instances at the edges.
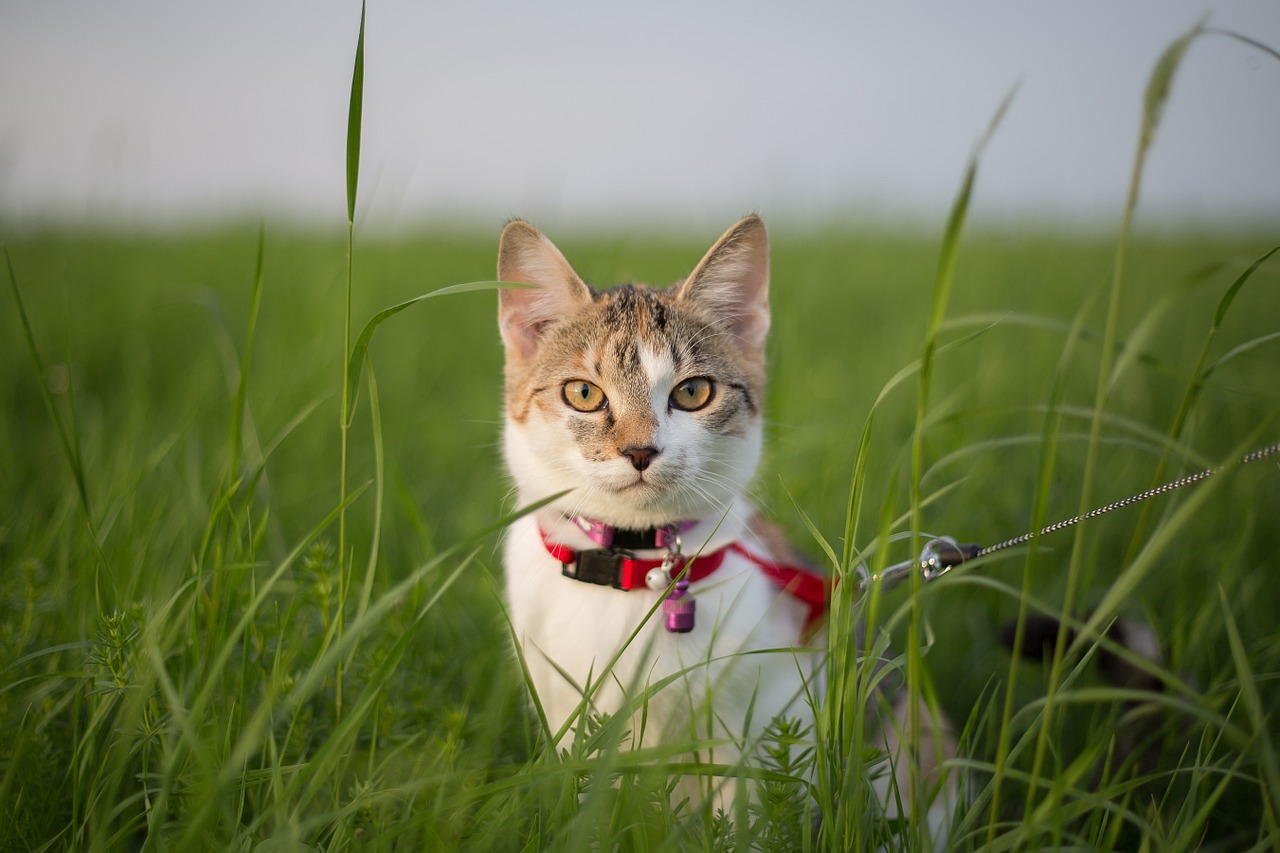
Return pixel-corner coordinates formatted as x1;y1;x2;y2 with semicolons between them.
562;380;607;412
670;377;714;412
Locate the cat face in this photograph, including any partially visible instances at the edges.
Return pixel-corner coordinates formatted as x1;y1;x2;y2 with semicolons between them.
498;216;771;529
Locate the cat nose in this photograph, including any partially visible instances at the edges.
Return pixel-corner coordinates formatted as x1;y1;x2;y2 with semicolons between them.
620;445;660;471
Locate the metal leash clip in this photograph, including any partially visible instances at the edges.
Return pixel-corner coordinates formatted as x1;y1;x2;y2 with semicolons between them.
856;536;981;594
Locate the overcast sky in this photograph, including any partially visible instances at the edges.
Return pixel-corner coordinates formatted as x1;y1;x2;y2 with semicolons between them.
1;1;1277;231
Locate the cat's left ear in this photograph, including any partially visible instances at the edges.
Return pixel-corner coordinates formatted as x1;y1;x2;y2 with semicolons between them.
674;215;770;355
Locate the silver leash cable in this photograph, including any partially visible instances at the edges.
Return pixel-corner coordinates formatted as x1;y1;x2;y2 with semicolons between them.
859;441;1280;594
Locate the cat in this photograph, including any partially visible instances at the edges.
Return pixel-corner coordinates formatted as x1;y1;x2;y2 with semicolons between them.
495;214;953;829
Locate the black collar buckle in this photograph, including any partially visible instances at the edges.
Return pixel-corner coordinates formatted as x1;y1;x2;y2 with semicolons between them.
561;548;627;589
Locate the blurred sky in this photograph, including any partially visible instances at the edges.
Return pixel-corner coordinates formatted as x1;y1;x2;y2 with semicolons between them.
1;0;1278;231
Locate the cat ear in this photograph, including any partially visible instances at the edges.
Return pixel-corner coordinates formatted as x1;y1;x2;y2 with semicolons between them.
497;220;593;363
674;215;770;354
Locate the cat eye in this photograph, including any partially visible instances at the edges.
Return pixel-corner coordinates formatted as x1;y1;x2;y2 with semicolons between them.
670;377;715;412
562;380;607;412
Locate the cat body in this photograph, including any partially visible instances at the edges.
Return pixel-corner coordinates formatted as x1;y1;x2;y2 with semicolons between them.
498;215;819;761
496;216;950;820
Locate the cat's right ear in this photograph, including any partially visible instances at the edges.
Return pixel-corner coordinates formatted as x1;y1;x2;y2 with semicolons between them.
497;220;592;364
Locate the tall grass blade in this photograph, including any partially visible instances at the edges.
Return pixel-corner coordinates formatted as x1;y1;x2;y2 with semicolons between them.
1206;28;1280;63
337;0;368;721
345;280;524;425
1203;330;1280;376
4;247;91;520
355;361;383;622
1138;19;1204;157
911;83;1016;541
1123;245;1278;559
1210;246;1279;330
1027;21;1207;834
226;223;266;483
346;2;365;223
985;297;1092;841
4;246;115;607
903;82;1015;841
1217;584;1280;830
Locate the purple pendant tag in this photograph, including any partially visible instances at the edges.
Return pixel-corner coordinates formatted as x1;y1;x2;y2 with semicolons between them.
663;576;696;633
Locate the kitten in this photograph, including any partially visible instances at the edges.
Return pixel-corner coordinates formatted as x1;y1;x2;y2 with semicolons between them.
496;215;952;826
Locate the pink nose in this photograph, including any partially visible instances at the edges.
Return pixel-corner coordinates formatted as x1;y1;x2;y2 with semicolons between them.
620;445;659;471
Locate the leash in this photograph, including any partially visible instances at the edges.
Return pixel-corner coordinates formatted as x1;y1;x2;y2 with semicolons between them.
859;441;1280;594
546;441;1278;634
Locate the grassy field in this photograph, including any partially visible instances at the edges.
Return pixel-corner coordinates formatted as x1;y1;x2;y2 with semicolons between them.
3;216;1278;850
4;17;1280;852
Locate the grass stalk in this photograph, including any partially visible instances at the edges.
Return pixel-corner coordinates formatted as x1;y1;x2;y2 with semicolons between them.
906;85;1014;839
336;0;367;724
1121;245;1279;564
4;247;114;606
4;249;91;518
1024;21;1205;839
983;297;1092;843
227;224;266;486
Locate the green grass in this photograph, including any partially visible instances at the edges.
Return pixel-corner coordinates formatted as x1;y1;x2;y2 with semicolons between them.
3;219;1278;850
4;21;1280;853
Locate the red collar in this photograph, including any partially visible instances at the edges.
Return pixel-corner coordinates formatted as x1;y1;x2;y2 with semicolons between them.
540;532;830;631
540;530;728;590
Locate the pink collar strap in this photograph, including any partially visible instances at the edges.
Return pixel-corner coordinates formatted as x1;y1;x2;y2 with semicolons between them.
565;514;697;550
